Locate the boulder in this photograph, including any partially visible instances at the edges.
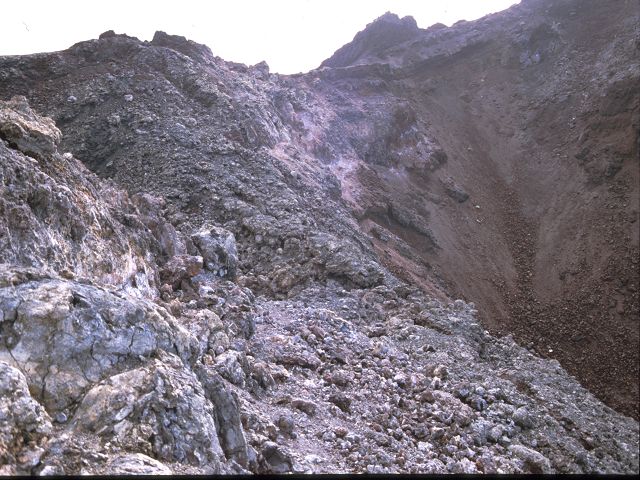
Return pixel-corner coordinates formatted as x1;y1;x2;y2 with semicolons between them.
260;441;293;474
159;254;203;289
191;226;239;280
0;96;61;157
509;445;553;474
0;276;199;413
104;453;172;475
71;352;223;468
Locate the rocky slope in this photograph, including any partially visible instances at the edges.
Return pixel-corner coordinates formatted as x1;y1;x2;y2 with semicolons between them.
0;0;638;475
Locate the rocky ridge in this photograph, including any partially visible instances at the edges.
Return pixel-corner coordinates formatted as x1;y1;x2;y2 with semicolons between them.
0;0;639;475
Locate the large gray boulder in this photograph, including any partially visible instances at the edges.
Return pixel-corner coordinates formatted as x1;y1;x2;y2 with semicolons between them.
191;226;239;280
71;351;223;468
0;271;199;414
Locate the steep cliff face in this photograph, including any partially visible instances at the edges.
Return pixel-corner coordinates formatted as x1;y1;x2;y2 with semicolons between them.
0;0;638;475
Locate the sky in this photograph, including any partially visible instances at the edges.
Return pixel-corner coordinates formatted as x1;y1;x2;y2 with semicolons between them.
1;0;519;74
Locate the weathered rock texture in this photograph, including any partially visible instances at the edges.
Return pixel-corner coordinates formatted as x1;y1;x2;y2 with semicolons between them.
0;0;638;475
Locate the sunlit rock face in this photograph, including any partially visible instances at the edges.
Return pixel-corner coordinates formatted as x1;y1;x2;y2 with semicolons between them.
0;0;638;474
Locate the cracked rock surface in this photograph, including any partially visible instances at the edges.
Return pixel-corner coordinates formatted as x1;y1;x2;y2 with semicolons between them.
0;362;52;475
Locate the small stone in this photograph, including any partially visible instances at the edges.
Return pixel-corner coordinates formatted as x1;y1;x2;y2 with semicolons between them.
509;445;552;474
40;465;63;476
453;299;466;310
277;414;295;435
433;364;448;379
124;94;134;102
265;423;278;440
191;226;239;279
456;386;471;399
17;447;44;468
419;389;435;403
323;369;351;387
329;392;352;413
334;426;348;438
345;432;360;444
261;442;293;474
393;372;408;387
67;95;77;103
431;427;446;440
107;113;120;126
305;454;323;464
576;451;589;465
513;406;534;429
583;436;596;450
291;398;318;416
488;425;503;443
451;458;479;473
55;412;68;424
322;431;336;442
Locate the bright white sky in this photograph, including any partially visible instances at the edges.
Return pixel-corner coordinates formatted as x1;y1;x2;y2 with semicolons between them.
1;0;519;74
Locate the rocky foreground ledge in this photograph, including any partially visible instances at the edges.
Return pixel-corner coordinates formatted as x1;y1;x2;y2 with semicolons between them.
0;97;637;474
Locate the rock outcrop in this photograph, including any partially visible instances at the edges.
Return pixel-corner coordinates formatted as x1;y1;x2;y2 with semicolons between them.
0;362;52;475
0;0;638;474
